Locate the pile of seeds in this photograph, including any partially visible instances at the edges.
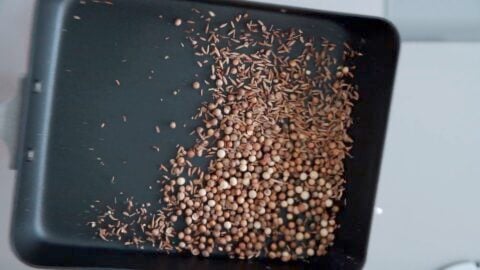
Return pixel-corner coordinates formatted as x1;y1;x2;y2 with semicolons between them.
88;197;176;250
90;8;362;262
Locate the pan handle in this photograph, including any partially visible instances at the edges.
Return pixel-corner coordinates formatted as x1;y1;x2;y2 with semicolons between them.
0;76;29;170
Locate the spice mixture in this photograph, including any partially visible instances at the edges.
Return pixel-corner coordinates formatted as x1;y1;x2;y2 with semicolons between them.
89;8;362;262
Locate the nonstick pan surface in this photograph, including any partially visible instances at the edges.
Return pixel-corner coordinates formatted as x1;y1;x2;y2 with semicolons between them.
12;0;399;269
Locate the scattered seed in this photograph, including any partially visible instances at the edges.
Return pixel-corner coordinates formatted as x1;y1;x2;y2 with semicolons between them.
174;18;182;26
90;9;362;263
192;81;201;89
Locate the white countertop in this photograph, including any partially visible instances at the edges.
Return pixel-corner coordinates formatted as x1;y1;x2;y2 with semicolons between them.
367;42;480;269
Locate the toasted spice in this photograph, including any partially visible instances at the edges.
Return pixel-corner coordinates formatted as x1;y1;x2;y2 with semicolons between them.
192;81;201;89
89;8;362;262
174;18;182;27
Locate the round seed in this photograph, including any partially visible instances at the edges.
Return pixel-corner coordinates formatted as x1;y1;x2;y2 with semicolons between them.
229;177;238;186
325;199;333;207
177;177;186;185
192;81;201;89
208;200;216;207
174;18;182;26
300;191;310;200
239;164;248;172
217;149;226;158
